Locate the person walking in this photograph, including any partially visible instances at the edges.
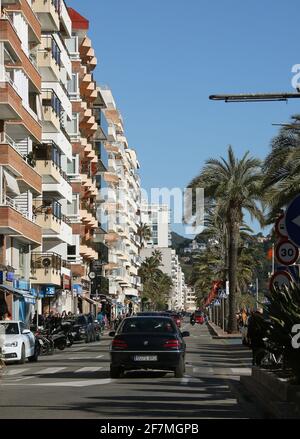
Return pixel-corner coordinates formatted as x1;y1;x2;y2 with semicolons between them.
247;309;265;365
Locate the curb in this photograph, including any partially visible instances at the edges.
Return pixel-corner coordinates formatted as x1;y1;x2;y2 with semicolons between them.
207;321;242;339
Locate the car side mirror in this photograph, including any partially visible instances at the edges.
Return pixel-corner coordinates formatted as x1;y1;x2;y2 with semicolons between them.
109;331;116;337
181;331;190;338
22;329;31;335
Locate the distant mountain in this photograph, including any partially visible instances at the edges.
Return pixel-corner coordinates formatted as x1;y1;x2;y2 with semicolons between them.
171;232;192;252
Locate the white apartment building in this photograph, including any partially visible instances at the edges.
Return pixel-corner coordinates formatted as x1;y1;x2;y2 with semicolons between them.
184;286;197;311
99;86;142;316
140;203;171;247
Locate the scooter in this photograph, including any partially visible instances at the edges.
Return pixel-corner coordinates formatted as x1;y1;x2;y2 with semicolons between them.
190;318;195;326
49;327;67;350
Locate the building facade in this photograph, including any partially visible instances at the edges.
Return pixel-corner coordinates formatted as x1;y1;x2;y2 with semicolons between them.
140;203;171;248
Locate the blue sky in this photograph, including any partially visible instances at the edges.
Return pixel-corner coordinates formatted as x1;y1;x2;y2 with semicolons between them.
69;0;300;237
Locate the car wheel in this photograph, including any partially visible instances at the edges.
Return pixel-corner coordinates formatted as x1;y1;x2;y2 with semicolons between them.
174;358;184;378
110;365;122;378
18;344;26;364
28;343;39;362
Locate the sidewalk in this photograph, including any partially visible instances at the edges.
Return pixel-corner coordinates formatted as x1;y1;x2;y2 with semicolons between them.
207;321;242;339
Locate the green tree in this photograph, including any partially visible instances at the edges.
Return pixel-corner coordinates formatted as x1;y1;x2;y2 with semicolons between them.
188;146;264;332
137;223;151;248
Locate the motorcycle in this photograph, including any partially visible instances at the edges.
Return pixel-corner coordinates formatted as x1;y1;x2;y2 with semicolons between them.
190;318;195;326
35;329;54;355
60;321;75;347
50;327;67;350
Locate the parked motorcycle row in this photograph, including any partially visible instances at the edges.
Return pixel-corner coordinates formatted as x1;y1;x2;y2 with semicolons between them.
31;314;104;356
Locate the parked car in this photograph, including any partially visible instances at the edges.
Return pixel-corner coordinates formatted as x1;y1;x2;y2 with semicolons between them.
72;314;96;343
109;316;189;378
0;320;39;364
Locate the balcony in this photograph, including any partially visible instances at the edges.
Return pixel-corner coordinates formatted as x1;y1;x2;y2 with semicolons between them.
0;133;42;194
31;252;62;286
0;14;41;89
0;196;41;244
37;35;61;81
32;0;60;32
34;141;63;183
33;199;70;235
3;0;41;44
41;89;61;132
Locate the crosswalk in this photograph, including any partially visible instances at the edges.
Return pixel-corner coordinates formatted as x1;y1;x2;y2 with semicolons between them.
2;365;105;378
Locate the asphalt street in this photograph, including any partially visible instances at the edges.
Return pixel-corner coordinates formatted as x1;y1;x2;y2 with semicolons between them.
0;321;265;419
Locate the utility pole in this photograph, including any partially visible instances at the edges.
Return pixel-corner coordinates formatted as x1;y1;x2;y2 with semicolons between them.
256;277;259;310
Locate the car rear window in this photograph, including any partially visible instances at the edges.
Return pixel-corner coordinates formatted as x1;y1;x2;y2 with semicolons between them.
195;311;203;317
119;318;176;334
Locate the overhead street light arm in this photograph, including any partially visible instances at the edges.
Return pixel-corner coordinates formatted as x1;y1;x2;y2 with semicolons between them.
209;92;300;102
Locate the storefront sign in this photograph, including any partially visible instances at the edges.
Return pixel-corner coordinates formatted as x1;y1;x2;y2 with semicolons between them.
42;286;56;297
72;284;83;295
14;279;30;291
6;271;14;282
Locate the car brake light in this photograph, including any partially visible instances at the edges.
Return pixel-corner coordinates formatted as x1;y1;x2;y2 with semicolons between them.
112;339;128;349
163;339;180;349
176;319;180;324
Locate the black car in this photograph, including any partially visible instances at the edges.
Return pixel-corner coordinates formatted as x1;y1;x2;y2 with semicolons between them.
72;314;96;343
109;316;189;378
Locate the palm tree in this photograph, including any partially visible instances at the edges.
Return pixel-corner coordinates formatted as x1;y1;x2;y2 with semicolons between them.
263;115;300;223
188;146;264;332
137;223;151;248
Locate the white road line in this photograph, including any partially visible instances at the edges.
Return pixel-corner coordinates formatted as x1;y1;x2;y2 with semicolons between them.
5;368;29;376
34;367;66;374
68;356;97;360
75;367;102;373
1;379;113;387
180;377;190;385
95;355;104;358
193;366;214;374
231;367;251;375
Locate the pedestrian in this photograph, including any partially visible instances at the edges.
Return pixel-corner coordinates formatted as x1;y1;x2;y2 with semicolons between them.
0;297;8;320
247;309;265;365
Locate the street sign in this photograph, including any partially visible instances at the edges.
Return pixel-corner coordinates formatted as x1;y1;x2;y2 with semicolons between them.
275;239;299;266
213;299;221;306
269;270;293;291
285;195;300;247
275;213;288;239
277;264;300;283
88;271;96;280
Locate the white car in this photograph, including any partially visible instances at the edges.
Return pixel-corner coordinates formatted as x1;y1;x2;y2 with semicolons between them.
0;320;39;364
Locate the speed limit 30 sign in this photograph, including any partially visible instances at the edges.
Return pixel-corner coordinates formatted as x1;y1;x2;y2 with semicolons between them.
275;239;299;266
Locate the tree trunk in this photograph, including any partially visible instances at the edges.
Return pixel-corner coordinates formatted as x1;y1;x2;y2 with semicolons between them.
227;213;240;333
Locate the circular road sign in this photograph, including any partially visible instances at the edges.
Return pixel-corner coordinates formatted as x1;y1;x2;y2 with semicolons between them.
88;271;96;280
275;214;288;239
269;270;293;292
275;239;299;266
285;195;300;247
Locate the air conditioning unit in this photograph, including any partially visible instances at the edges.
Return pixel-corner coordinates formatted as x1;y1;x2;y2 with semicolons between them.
42;257;51;268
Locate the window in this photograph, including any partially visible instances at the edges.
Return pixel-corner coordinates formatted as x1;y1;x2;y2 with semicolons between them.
67;194;78;215
67;156;78;174
67;73;78;96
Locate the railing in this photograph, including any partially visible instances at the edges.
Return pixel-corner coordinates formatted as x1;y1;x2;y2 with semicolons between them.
81;200;97;217
33;199;71;224
62;259;71;269
51;0;61;14
34;141;71;180
1;195;35;222
40;35;61;67
42;89;62;118
31;252;61;271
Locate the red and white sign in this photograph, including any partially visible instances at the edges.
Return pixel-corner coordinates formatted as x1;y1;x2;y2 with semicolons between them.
275;214;288;239
269;270;293;292
275;239;299;266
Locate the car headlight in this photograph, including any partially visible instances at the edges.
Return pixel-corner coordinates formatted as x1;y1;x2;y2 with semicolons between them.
4;341;18;347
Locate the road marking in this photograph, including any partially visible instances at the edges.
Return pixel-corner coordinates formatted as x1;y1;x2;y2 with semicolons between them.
5;368;29;376
68;356;97;360
75;367;102;373
193;366;214;374
231;367;251;375
34;367;66;374
96;355;104;358
180;377;190;385
31;379;112;387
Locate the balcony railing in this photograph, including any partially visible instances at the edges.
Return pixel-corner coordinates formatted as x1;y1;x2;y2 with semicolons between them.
1;195;35;222
31;252;61;271
33;199;71;224
42;89;62;118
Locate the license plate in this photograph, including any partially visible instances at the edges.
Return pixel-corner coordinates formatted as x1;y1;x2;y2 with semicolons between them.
134;355;157;361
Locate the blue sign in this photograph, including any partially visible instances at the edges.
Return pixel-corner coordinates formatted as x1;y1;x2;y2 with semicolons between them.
41;286;55;297
72;284;83;295
14;279;30;291
0;271;3;283
285;195;300;247
6;271;14;282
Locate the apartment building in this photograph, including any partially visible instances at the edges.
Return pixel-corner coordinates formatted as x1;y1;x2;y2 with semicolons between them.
99;87;142;316
64;7;104;315
0;0;43;321
28;0;75;314
140;203;171;247
184;286;196;311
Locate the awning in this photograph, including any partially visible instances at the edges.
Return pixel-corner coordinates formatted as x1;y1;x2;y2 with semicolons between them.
3;170;20;196
0;285;36;304
82;296;97;305
124;289;139;297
